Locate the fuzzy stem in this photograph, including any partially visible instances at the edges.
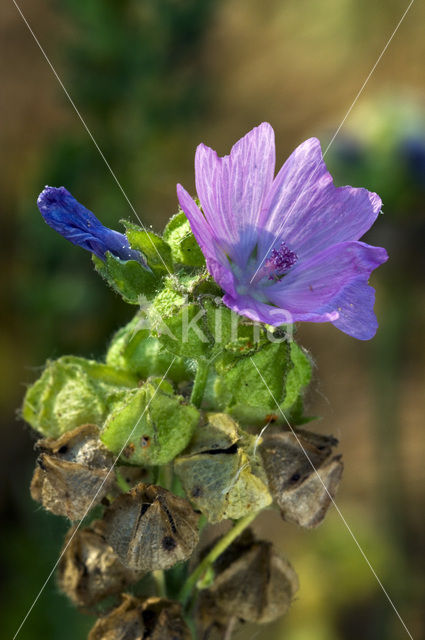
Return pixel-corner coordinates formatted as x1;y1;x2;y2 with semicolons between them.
190;359;209;408
179;511;258;606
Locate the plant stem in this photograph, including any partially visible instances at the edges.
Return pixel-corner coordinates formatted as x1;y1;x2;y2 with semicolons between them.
115;468;131;493
179;511;259;606
190;359;209;408
153;570;167;598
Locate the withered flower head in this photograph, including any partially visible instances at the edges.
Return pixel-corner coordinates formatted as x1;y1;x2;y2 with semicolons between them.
197;529;298;629
88;594;191;640
30;424;115;520
57;520;142;608
260;430;343;528
103;483;199;572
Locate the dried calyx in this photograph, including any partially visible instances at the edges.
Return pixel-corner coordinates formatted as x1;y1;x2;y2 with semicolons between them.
103;483;199;571
30;424;116;520
197;529;298;635
88;594;191;640
260;429;343;528
57;519;142;608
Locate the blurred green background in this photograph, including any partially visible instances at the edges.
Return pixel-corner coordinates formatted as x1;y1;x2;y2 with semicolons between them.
1;1;424;638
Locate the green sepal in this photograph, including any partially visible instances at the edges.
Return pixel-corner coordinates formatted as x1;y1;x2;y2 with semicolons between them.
209;342;290;424
106;314;193;383
149;280;213;359
101;378;200;466
22;356;138;438
203;299;268;355
93;253;159;304
281;342;312;412
174;413;271;523
163;210;205;268
122;220;173;275
204;339;312;425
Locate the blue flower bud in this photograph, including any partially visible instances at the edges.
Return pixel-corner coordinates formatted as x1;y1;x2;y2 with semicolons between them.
37;186;147;266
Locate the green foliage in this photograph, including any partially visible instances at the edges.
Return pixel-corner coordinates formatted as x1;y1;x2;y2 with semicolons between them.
163;210;205;268
101;378;200;466
22;356;137;438
106;315;193;383
123;221;173;275
93;253;160;304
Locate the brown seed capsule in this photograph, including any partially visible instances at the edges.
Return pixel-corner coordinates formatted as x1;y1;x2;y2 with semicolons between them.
260;430;344;528
197;529;298;628
88;594;191;640
57;520;142;607
103;483;199;572
30;424;116;520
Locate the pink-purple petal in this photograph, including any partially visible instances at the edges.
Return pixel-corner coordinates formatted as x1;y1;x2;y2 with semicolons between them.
267;241;388;314
259;138;382;263
195;123;275;266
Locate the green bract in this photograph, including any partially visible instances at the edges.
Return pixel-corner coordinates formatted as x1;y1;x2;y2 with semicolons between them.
163;211;205;268
123;221;173;276
93;253;159;303
106;314;193;383
101;378;200;466
205;340;312;424
22;356;137;438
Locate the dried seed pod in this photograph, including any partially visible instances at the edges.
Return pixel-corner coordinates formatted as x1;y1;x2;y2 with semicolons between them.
88;594;191;640
197;529;298;627
57;520;142;607
36;424;114;468
103;483;199;571
174;413;271;523
30;424;115;520
260;430;343;528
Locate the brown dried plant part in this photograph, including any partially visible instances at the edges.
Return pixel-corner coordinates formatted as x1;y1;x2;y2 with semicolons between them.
197;529;298;630
57;520;142;608
30;424;116;520
260;430;344;528
88;594;191;640
103;483;199;572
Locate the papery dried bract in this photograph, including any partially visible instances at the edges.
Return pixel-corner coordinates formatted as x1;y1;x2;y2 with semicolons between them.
57;520;141;607
88;595;191;640
174;413;271;523
197;530;298;628
30;424;115;520
260;430;343;528
103;483;199;571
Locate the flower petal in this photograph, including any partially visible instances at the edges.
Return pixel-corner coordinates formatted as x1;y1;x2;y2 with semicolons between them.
195;122;275;266
222;293;336;326
177;184;237;297
259;138;382;264
266;241;387;335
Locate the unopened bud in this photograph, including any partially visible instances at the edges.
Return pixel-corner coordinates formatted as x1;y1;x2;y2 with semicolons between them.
260;430;343;528
103;483;199;571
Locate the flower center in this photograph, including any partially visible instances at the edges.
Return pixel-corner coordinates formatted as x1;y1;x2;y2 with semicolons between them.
265;242;298;280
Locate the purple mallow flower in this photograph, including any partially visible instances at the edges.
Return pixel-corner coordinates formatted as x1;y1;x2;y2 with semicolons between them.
37;186;146;265
177;123;388;339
